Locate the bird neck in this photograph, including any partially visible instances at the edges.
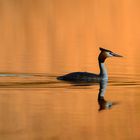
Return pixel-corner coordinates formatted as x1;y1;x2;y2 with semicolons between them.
99;61;108;80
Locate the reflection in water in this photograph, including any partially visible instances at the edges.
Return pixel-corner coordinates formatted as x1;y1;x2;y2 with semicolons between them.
63;79;117;111
0;74;139;140
1;1;140;139
98;80;118;111
98;80;112;111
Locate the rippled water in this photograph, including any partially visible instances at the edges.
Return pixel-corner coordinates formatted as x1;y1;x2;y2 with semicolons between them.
1;0;140;139
0;73;140;140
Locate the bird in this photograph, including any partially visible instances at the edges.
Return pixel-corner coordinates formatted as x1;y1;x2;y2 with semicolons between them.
57;48;122;82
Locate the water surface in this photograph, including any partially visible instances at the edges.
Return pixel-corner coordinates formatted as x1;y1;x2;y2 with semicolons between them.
0;0;140;140
0;73;140;140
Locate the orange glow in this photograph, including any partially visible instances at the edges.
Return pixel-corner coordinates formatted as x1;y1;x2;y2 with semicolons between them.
0;0;139;74
0;1;140;140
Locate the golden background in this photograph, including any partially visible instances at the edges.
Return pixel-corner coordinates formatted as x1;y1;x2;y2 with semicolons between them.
0;1;140;140
0;0;139;74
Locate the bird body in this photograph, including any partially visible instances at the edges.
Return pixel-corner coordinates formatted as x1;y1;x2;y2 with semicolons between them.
57;48;122;82
57;72;100;82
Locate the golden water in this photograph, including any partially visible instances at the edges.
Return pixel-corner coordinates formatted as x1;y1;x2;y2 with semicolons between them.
0;0;140;140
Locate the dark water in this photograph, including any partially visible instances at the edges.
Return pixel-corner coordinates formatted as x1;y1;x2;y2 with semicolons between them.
0;73;140;140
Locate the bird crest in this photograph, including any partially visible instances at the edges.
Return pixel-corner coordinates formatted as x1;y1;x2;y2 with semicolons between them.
99;47;111;52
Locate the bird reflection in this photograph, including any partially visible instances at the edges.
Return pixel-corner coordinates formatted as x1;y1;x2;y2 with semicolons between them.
60;79;118;111
98;80;118;111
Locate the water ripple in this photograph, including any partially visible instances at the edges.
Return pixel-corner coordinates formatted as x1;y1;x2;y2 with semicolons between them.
0;73;139;88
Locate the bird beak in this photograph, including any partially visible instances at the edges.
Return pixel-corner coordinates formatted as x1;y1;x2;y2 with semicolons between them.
112;52;123;57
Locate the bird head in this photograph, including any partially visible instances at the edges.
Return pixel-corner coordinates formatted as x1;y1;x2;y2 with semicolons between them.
98;47;123;62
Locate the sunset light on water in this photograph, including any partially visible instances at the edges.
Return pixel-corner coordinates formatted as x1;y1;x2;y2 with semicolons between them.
0;1;140;140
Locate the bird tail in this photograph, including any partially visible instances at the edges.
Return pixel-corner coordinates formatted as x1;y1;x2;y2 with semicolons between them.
57;76;64;80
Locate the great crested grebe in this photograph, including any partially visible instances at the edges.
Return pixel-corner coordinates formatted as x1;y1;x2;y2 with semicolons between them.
57;48;122;82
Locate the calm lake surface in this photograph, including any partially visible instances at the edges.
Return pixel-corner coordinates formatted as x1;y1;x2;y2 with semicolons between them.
1;0;140;140
0;70;140;140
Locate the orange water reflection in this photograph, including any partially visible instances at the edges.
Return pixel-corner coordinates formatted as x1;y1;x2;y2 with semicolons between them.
0;1;140;140
0;0;139;74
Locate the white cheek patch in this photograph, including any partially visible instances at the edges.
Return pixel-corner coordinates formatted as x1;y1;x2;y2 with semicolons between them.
106;52;113;57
